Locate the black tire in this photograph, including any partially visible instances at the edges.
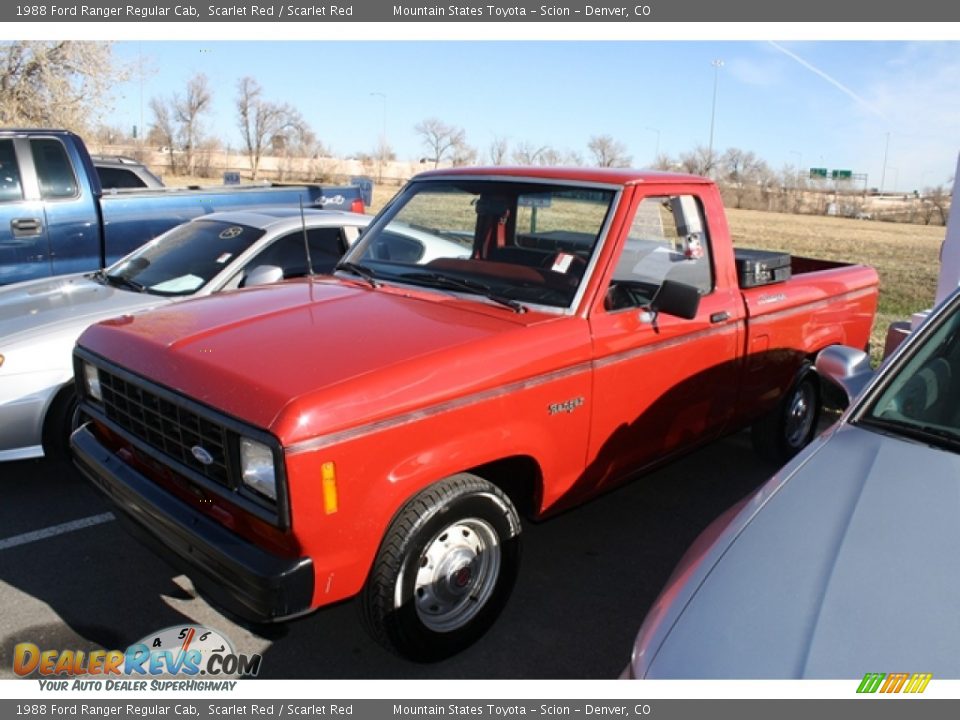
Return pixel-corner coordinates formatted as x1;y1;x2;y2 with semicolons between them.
42;386;83;461
361;473;521;662
751;369;821;464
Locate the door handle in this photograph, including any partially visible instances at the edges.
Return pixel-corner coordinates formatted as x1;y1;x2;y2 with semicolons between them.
710;311;731;324
11;217;43;238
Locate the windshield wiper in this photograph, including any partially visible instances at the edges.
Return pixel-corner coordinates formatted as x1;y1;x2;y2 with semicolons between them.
335;261;381;288
400;271;527;314
104;273;146;293
860;415;960;452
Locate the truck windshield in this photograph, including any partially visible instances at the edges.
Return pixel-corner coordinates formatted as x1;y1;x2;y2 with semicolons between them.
858;302;960;453
102;220;265;296
343;179;616;310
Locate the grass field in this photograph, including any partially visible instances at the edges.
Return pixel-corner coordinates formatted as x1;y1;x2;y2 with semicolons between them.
370;185;945;363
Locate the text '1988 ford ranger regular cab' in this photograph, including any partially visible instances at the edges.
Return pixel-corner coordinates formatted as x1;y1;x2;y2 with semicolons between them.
71;167;878;661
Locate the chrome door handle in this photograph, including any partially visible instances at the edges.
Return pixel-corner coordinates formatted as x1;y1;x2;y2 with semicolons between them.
11;217;43;238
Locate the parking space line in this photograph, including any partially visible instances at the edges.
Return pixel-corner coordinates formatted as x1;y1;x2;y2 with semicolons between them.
0;512;115;551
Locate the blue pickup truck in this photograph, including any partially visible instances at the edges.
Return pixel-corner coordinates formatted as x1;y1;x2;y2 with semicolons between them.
0;129;365;285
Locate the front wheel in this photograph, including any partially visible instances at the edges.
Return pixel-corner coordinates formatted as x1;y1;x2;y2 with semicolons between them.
361;473;521;662
751;370;821;464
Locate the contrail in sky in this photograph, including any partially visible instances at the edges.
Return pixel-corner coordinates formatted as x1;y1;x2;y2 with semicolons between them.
768;41;888;120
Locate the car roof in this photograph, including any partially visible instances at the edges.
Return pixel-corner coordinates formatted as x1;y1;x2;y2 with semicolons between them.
90;155;144;167
413;166;711;186
193;208;371;232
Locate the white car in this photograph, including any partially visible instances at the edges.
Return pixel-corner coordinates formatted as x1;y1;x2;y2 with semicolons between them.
1;209;376;462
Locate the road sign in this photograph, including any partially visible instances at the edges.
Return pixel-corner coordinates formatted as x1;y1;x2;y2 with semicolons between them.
832;169;853;179
810;167;828;178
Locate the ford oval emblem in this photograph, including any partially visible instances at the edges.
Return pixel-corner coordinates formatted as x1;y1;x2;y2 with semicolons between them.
191;445;215;466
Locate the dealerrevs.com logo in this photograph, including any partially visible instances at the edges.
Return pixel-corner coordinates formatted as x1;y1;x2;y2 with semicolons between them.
13;624;261;691
857;672;932;694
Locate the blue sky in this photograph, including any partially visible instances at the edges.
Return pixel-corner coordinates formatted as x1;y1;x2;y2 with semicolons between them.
107;40;960;192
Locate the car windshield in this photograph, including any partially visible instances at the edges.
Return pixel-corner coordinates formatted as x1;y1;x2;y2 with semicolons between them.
341;178;616;310
859;302;960;452
101;220;265;296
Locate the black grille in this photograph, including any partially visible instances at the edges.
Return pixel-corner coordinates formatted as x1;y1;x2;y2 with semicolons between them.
99;369;232;486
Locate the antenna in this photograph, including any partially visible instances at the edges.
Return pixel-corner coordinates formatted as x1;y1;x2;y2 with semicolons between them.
300;196;314;277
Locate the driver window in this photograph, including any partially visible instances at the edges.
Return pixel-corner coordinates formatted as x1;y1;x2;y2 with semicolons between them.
605;194;713;312
0;140;23;202
240;227;347;286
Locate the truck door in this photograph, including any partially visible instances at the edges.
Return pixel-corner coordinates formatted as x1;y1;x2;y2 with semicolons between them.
586;192;743;489
0;138;52;284
29;137;101;278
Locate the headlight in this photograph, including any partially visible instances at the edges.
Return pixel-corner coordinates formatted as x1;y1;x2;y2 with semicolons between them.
83;362;103;402
239;437;277;501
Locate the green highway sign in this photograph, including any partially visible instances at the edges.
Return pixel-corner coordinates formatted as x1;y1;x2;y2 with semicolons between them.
810;167;828;178
832;169;853;179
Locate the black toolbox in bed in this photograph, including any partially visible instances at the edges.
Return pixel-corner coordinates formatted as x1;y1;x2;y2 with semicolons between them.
734;248;792;288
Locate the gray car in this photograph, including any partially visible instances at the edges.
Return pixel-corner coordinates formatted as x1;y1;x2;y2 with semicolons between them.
0;208;372;462
91;155;165;190
624;287;960;679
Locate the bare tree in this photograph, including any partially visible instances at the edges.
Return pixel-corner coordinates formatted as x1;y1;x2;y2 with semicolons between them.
0;41;129;132
587;134;632;167
926;186;950;226
150;74;214;176
371;137;396;182
450;142;477;167
274;122;323;181
174;74;213;176
679;145;719;177
720;148;766;209
651;153;677;171
148;98;178;169
415;118;467;168
488;136;509;165
511;142;551;165
236;77;312;181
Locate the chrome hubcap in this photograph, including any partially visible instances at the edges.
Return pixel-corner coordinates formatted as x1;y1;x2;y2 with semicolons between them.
411;518;501;633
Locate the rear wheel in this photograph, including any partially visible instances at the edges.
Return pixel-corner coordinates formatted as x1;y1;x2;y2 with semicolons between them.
751;370;821;464
361;473;521;662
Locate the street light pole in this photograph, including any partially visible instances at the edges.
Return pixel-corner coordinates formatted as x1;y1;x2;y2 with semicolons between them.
708;59;724;167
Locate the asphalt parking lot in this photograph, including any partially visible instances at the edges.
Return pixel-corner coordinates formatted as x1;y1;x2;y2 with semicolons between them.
0;430;779;680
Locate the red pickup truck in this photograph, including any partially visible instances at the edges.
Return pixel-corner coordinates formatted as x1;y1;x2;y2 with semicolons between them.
71;167;878;661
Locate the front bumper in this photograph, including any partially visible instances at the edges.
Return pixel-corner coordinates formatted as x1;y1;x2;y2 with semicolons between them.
71;423;314;622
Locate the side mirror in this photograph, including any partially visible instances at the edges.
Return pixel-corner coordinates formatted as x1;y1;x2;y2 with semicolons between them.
815;345;874;405
243;265;284;288
649;279;701;320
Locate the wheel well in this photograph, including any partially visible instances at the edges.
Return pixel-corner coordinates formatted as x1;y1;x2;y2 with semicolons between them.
41;382;76;452
467;456;542;519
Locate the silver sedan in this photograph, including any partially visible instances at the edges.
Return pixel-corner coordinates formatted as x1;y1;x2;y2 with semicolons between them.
624;288;960;679
0;208;374;462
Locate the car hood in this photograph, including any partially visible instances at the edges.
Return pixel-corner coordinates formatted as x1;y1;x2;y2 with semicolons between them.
77;278;582;445
642;422;960;678
0;274;164;365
